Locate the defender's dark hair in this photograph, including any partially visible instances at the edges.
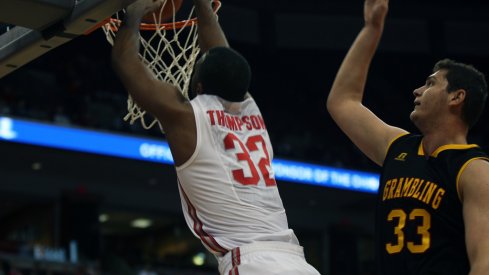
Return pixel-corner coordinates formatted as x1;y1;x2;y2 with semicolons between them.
197;47;251;102
434;59;488;128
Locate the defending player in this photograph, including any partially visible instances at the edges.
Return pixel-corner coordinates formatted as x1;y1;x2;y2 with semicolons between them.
111;0;321;274
326;0;489;274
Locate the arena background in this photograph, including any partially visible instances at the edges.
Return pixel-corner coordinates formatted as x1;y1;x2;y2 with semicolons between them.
0;0;488;274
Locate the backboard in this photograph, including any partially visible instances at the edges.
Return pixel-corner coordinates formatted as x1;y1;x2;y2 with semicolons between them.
0;0;136;78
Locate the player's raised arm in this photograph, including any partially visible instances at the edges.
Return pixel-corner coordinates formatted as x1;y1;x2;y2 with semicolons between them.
326;0;406;166
111;0;190;128
193;0;229;52
193;0;252;99
111;0;196;166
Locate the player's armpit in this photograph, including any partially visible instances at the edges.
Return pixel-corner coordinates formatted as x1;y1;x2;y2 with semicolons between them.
460;159;489;275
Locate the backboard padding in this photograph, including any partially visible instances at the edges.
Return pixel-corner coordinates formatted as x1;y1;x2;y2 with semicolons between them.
0;0;136;78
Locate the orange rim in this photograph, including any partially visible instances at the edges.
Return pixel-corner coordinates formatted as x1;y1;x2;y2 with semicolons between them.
84;0;221;34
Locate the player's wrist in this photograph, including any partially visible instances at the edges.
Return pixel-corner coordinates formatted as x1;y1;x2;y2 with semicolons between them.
363;23;384;37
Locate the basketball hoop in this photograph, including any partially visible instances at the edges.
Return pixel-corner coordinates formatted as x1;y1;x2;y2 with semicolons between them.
99;0;221;130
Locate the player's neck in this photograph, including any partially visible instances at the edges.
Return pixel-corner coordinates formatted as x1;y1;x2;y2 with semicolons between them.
419;116;469;155
421;131;468;156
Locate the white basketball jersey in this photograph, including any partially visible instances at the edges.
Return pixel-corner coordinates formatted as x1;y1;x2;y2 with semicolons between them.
175;94;299;256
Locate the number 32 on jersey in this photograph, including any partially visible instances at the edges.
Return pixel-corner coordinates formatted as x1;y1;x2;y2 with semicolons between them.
224;133;276;187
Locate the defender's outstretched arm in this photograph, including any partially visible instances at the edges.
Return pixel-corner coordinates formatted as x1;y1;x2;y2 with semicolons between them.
326;0;406;166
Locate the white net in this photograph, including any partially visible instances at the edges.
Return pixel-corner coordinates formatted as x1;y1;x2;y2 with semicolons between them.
102;0;201;130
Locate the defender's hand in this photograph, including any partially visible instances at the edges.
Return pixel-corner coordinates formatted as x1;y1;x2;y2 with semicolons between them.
364;0;389;29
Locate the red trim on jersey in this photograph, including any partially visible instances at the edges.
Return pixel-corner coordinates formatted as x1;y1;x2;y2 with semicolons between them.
178;182;228;255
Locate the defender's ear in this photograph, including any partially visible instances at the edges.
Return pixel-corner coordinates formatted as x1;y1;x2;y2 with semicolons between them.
449;89;466;106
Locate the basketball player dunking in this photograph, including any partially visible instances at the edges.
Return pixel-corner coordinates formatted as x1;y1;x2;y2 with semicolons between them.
111;0;321;274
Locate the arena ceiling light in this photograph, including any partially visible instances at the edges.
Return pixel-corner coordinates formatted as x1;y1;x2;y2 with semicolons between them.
131;218;153;229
